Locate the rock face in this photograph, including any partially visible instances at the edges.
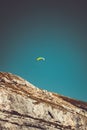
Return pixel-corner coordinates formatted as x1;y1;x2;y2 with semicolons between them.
0;72;87;130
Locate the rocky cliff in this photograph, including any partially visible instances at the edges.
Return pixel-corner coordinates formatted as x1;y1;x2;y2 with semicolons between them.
0;72;87;130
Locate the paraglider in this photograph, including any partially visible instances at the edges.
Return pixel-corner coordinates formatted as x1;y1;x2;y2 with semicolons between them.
36;57;45;61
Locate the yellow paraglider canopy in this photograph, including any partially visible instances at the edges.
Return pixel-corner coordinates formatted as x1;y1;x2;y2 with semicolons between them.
36;57;45;61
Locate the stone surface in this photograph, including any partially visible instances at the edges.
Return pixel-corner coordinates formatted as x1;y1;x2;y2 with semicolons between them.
0;72;87;130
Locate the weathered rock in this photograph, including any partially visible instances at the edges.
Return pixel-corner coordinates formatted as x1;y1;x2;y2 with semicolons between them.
0;72;87;130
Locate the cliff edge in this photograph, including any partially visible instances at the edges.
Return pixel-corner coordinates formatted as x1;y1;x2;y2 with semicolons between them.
0;72;87;130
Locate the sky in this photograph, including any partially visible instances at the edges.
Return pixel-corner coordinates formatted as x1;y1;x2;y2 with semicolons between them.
0;0;87;102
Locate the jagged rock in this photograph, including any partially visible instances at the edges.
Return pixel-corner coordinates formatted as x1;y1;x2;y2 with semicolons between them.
0;72;87;130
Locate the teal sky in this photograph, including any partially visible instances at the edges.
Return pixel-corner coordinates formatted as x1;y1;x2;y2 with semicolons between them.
0;1;87;101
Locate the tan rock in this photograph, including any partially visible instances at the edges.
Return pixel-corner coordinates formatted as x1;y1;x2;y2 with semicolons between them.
0;72;87;130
